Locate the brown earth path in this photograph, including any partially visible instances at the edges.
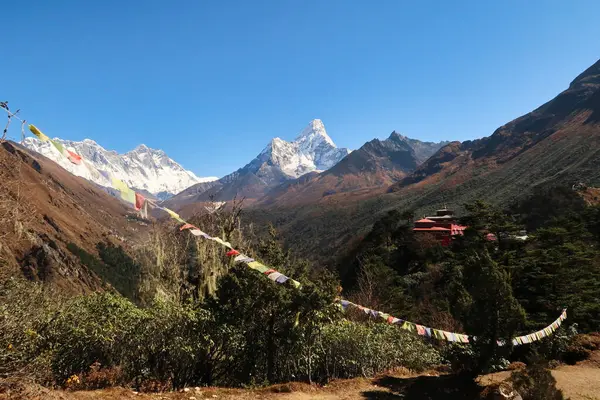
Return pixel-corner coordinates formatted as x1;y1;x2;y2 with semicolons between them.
3;354;599;400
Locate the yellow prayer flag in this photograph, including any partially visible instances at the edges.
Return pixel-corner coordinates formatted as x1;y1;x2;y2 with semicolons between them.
290;279;301;289
109;177;135;205
247;261;262;270
29;124;50;142
111;177;129;193
162;207;186;223
120;187;136;204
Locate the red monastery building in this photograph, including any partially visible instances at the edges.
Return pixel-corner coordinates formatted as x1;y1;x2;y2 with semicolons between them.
413;207;467;246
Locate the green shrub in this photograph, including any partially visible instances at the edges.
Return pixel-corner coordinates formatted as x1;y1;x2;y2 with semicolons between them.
315;320;441;380
45;292;146;383
0;278;60;382
122;299;215;389
67;242;140;300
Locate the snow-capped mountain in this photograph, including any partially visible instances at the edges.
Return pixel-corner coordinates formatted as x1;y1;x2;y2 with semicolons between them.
24;137;217;199
166;119;350;205
263;119;351;178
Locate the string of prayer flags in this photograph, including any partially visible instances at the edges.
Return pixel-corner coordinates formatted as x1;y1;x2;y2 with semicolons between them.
29;124;147;214
180;223;211;238
178;223;302;288
25;118;294;292
339;299;566;347
29;125;85;166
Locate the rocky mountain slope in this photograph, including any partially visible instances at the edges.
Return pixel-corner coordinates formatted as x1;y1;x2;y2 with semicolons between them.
24;137;217;199
0;141;146;293
390;58;600;196
165;119;350;208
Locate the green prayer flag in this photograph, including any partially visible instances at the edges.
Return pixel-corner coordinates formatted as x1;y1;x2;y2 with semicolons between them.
50;139;65;155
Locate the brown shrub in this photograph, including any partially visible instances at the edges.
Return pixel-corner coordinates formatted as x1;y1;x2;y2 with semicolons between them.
562;333;600;365
138;378;172;393
506;361;526;371
65;362;125;390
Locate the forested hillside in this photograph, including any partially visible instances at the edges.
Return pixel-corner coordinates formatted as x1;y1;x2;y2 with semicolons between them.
3;181;599;398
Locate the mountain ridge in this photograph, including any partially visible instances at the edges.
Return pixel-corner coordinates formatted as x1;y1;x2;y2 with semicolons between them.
251;131;448;207
24;137;217;199
166;121;448;211
391;58;600;192
165;119;351;207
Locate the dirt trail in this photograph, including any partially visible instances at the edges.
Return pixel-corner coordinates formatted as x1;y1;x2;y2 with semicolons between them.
484;360;600;400
2;354;599;400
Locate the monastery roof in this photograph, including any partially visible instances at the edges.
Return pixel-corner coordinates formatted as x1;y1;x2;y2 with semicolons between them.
415;218;436;223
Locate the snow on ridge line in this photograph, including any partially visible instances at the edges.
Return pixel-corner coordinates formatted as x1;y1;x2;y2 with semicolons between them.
23;136;217;196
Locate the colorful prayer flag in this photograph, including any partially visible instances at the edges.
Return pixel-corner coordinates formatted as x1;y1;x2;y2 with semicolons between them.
66;150;82;165
267;272;283;282
119;187;136;204
162;207;186;223
135;192;145;211
29;124;50;142
180;223;197;231
50;139;65;155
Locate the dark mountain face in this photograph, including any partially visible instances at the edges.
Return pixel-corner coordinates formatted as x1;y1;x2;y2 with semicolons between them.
325;132;448;179
327;133;418;176
388;132;451;164
165;160;293;210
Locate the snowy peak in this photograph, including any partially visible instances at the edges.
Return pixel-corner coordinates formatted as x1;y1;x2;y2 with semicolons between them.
24;137;217;198
295;119;335;148
261;119;350;179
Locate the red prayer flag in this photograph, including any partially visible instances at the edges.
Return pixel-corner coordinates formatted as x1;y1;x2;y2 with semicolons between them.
226;249;240;257
66;150;82;165
180;223;197;231
134;192;145;211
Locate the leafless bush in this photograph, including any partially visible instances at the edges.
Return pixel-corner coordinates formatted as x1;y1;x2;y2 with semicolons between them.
134;197;254;305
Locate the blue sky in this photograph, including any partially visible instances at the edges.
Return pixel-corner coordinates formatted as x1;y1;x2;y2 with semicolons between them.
3;1;600;177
